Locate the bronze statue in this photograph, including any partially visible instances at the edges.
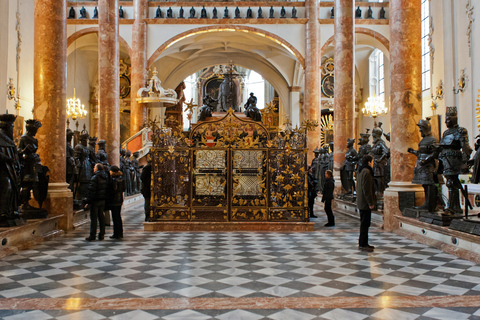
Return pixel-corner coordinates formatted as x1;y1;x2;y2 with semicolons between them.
167;7;173;18
438;107;472;214
213;7;218;19
120;149;132;196
132;151;141;194
0;114;23;226
201;6;207;18
330;7;334;19
235;7;240;18
119;6;124;18
269;6;274;18
17;119;49;214
199;94;218;122
292;6;297;18
73;131;93;205
66;129;75;189
280;6;286;18
96;139;109;167
179;6;184;18
68;7;75;19
408;118;438;212
88;136;98;168
357;131;372;168
93;6;98;19
342;138;358;194
366;6;373;19
258;7;263;18
189;6;196;18
243;92;262;122
223;7;229;19
218;74;237;112
155;6;162;18
379;7;386;19
79;6;87;19
246;7;253;18
355;6;362;18
370;123;389;198
317;145;330;192
311;147;321;184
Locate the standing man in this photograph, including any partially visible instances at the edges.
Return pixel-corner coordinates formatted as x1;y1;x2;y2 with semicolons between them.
356;155;376;252
141;158;152;221
322;170;335;227
85;163;108;241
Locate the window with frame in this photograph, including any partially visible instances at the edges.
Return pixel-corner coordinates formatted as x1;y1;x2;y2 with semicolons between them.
421;0;430;91
369;49;384;101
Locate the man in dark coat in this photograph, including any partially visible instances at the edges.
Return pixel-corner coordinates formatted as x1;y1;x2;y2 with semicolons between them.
322;170;335;226
141;159;152;221
85;163;108;241
107;165;125;239
356;155;376;252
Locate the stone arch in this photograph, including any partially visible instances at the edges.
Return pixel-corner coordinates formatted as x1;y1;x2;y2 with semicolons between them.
147;25;305;69
321;28;389;57
67;27;132;57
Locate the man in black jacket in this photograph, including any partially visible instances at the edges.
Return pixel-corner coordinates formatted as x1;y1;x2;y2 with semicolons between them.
108;165;125;239
356;155;376;252
322;170;335;226
85;163;108;241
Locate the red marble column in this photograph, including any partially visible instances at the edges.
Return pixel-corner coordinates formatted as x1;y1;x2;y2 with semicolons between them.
34;0;73;230
333;0;355;191
98;0;120;167
305;0;321;163
384;0;423;231
130;0;148;136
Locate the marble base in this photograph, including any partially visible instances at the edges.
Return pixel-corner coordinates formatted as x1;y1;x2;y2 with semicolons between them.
449;217;480;236
144;221;315;232
43;183;74;231
419;211;463;227
0;216;63;258
402;207;426;219
384;183;424;231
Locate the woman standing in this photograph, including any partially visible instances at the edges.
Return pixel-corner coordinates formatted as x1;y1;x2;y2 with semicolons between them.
356;155;376;252
108;165;125;239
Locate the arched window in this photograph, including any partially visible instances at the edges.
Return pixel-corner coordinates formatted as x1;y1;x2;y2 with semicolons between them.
369;49;384;101
421;0;430;91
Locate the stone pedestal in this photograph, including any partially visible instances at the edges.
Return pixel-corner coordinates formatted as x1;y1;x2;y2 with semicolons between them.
384;182;423;231
43;183;73;231
130;0;148;135
98;0;120;167
304;0;321;163
333;0;355;194
419;211;462;227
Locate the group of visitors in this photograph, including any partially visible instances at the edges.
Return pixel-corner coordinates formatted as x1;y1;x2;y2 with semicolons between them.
309;154;376;252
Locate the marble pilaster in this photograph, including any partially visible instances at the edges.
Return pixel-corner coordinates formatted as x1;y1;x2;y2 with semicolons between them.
305;0;321;163
384;0;423;231
130;0;148;136
34;0;73;230
98;0;120;167
333;0;355;192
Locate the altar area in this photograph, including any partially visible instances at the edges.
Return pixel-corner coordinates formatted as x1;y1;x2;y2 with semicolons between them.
144;110;314;231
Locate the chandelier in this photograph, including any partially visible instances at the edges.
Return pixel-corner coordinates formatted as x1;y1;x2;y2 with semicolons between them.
362;95;387;118
66;88;88;120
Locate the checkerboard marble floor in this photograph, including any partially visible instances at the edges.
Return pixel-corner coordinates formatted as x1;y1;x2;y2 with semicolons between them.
1;201;480;319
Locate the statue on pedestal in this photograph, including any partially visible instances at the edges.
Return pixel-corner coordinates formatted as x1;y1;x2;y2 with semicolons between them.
218;74;237;112
155;6;162;18
126;150;135;195
96;139;109;167
243;92;262;122
68;7;75;19
120;149;132;196
342;138;358;194
79;6;87;19
93;7;98;19
370;123;389;198
0;114;23;226
246;7;253;18
408;118;438;212
280;6;286;18
438;107;472;214
73;131;93;205
132;151;141;194
292;6;297;18
357;131;372;168
189;6;196;18
167;7;173;18
119;6;124;18
66;129;75;189
213;7;218;19
235;7;240;18
355;6;362;18
269;6;274;18
17;119;49;217
201;6;207;18
223;7;229;19
317;145;330;192
179;6;184;18
258;7;263;18
88;136;98;168
199;94;218;122
366;6;373;19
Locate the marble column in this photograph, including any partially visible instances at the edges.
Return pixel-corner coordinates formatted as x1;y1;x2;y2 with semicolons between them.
333;0;355;192
34;0;73;230
130;0;148;136
384;0;423;231
305;0;321;163
98;0;120;167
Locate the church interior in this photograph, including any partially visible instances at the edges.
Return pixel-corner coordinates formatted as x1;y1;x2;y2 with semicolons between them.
1;0;480;318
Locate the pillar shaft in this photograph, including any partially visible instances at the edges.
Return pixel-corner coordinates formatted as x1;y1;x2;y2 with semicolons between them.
130;0;148;135
384;0;423;230
333;0;355;190
34;0;73;230
305;0;321;163
98;0;120;167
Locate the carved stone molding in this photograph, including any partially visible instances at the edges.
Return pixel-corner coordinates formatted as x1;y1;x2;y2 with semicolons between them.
466;0;474;57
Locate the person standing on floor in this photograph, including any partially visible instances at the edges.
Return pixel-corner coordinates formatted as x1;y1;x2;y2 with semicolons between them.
356;155;376;252
307;166;318;218
141;158;152;221
84;163;108;241
107;165;125;239
322;170;335;227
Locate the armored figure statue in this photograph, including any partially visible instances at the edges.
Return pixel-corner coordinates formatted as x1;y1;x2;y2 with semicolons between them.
212;7;218;19
343;138;358;194
68;7;75;19
218;74;237;112
235;7;241;18
357;131;372;168
355;6;362;18
243;92;261;121
120;149;132;196
66;129;75;189
179;6;184;18
258;7;263;18
201;6;207;18
155;6;162;18
292;6;297;18
96;140;109;167
408;118;438;212
311;147;321;181
223;7;229;18
370;123;389;198
189;6;196;18
438;107;472;214
87;136;98;168
93;6;98;19
269;6;274;18
317;145;330;192
0;114;23;226
199;94;218;122
246;7;253;18
280;6;286;18
79;6;87;19
119;6;124;18
126;150;135;195
379;7;386;19
132;151;142;194
366;6;373;19
167;7;173;18
17;119;49;214
73;131;93;204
